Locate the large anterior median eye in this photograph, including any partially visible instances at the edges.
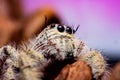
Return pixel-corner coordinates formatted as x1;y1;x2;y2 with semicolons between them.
66;27;72;34
57;25;65;32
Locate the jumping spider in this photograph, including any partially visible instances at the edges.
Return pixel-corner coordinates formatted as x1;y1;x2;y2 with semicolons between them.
0;24;106;80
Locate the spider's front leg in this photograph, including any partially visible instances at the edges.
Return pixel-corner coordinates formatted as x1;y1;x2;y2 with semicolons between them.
74;39;106;79
80;50;106;79
0;45;19;79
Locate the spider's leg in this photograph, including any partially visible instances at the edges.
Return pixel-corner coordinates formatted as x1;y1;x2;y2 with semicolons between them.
0;45;19;80
15;47;46;80
79;50;106;79
73;39;106;79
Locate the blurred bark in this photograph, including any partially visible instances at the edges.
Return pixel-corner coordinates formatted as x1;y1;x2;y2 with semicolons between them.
0;0;23;20
5;0;23;20
0;14;20;47
21;8;61;41
0;0;61;46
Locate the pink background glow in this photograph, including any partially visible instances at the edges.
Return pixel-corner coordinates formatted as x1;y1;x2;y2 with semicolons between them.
22;0;120;57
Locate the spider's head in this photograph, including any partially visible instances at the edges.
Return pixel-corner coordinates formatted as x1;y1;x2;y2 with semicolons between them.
42;24;77;60
32;24;79;61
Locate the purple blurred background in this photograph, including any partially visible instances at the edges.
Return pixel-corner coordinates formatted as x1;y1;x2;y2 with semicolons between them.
22;0;120;59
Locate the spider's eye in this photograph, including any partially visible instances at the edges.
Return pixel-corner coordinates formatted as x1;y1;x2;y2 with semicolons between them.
66;27;72;34
57;25;64;32
50;24;55;28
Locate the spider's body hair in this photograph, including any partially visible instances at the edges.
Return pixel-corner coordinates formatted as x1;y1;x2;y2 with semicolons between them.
17;51;44;80
0;46;46;80
0;24;106;80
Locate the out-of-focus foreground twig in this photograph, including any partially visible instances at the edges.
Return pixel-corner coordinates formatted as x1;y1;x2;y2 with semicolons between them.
55;60;92;80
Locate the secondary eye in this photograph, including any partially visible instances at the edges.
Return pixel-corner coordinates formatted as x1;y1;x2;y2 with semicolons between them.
50;24;55;28
57;25;65;32
66;27;72;34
